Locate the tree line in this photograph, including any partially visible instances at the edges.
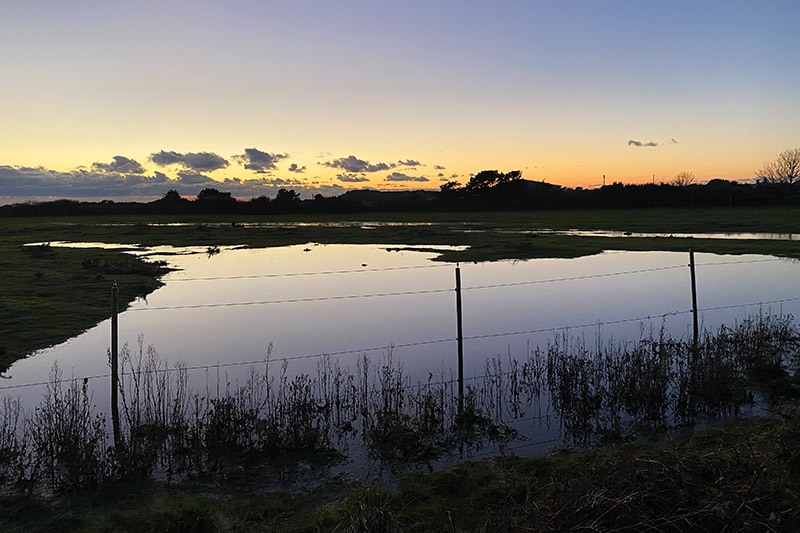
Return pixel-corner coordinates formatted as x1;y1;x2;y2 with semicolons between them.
2;149;799;216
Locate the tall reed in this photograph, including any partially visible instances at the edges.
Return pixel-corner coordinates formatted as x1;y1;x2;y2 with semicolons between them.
27;364;107;492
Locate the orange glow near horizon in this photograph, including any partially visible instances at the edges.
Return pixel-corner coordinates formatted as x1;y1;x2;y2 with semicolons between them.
1;3;797;200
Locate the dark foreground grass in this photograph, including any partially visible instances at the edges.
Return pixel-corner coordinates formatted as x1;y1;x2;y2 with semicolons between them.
322;417;800;532
3;414;800;532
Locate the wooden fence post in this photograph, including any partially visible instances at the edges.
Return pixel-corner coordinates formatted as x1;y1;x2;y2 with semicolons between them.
111;282;121;446
689;248;699;357
455;265;464;413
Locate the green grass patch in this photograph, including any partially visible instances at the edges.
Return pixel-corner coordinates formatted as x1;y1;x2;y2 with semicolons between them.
0;241;168;372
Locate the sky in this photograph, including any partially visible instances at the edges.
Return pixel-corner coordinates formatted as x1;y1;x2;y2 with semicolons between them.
1;0;799;202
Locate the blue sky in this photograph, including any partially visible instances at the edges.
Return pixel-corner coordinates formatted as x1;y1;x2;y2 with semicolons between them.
1;1;798;200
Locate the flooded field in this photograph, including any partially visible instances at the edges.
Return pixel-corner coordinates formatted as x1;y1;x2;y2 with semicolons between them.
3;243;800;475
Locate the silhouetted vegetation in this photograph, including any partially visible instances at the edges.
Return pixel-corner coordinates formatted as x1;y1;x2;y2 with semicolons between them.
671;170;696;186
5;170;800;217
758;148;800;184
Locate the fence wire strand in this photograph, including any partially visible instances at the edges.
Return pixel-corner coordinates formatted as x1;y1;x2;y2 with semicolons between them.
3;256;799;391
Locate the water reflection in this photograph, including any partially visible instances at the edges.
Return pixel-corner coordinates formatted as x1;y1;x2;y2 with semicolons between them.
4;245;800;464
97;221;441;229
7;312;794;489
44;219;800;241
489;229;800;241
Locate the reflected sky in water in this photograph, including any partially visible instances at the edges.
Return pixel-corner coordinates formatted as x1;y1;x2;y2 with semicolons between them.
4;244;800;416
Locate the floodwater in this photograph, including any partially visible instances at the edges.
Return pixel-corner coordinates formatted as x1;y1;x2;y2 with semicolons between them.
36;220;800;241
499;229;800;241
4;243;800;461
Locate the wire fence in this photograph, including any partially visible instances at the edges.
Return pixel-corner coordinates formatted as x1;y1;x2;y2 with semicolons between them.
1;253;797;392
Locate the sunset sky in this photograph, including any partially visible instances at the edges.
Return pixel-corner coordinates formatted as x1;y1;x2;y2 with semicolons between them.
1;1;799;201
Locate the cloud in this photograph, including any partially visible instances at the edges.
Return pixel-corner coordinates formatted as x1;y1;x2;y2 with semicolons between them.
233;176;301;186
91;155;146;174
288;163;306;173
628;139;659;147
150;150;230;171
0;163;343;201
437;173;444;177
149;151;181;166
233;148;289;174
176;171;215;185
323;155;394;173
434;165;446;170
336;173;369;183
397;159;422;167
0;165;184;197
384;172;429;182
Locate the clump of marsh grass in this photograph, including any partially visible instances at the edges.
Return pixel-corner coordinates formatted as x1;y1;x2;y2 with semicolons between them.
676;313;799;421
320;482;402;533
361;352;514;470
202;358;336;468
0;396;27;488
115;335;192;480
27;364;107;492
539;313;800;446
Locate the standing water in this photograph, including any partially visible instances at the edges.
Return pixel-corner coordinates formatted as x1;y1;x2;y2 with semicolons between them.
3;244;799;473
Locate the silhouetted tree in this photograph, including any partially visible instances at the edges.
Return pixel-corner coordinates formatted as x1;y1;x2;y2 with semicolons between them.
672;171;695;186
463;170;522;191
757;148;800;184
439;181;461;192
195;188;236;213
268;188;301;213
248;195;270;213
274;188;300;203
196;188;232;201
161;189;182;201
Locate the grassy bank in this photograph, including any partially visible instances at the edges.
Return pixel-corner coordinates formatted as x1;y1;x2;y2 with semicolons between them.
2;207;800;370
4;414;800;531
0;242;168;371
